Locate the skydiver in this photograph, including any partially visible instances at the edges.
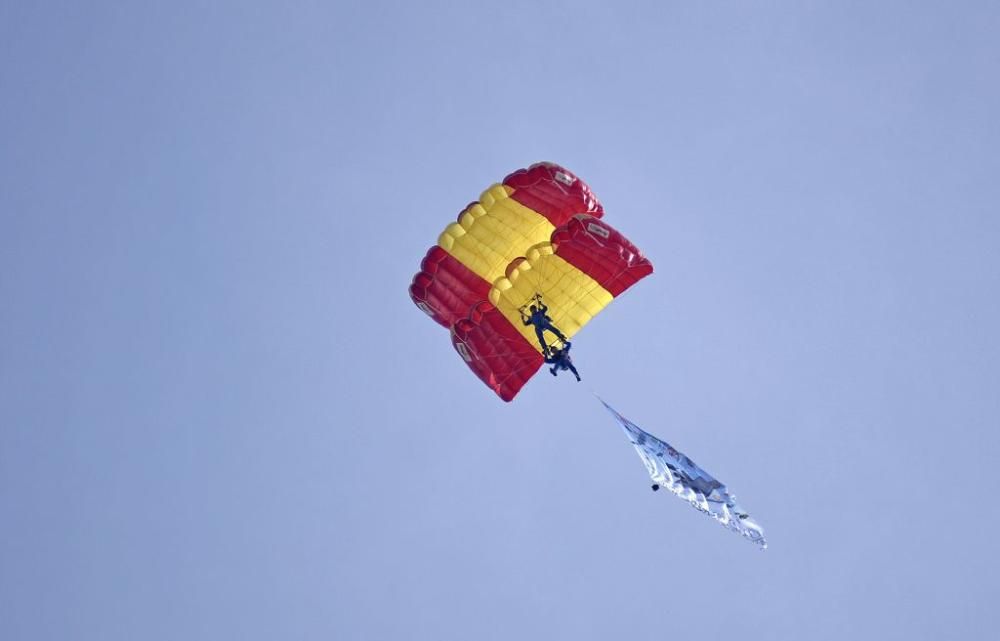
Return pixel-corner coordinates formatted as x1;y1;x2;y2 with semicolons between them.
520;299;568;355
545;342;581;382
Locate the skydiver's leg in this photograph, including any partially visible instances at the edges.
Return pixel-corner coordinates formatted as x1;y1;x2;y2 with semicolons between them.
534;326;549;354
567;362;581;381
545;323;568;344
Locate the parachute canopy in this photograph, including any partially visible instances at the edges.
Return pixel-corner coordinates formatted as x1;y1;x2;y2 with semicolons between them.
601;399;767;549
410;163;653;401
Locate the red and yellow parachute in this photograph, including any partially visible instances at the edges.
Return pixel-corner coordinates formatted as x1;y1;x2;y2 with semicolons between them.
409;163;653;401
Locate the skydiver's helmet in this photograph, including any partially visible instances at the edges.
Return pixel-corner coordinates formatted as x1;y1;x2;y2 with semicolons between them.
528;305;537;313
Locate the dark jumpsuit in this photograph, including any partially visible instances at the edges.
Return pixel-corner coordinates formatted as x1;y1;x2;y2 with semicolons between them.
545;347;581;381
523;304;568;353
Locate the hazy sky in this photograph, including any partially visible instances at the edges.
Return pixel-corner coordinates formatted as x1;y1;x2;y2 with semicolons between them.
3;2;999;640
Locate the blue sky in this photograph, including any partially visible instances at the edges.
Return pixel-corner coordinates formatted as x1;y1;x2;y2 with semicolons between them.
2;2;999;639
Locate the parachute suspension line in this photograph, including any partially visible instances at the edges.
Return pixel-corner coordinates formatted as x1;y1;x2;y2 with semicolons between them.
517;292;545;315
538;243;601;349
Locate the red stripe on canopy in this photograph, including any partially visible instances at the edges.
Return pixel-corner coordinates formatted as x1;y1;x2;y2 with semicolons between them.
451;301;544;402
504;162;604;228
409;246;491;328
552;214;653;297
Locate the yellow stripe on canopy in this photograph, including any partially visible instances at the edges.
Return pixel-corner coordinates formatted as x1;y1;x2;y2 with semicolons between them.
436;184;555;284
489;243;614;353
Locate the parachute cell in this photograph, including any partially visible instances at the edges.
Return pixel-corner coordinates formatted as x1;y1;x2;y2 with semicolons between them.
451;302;544;402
